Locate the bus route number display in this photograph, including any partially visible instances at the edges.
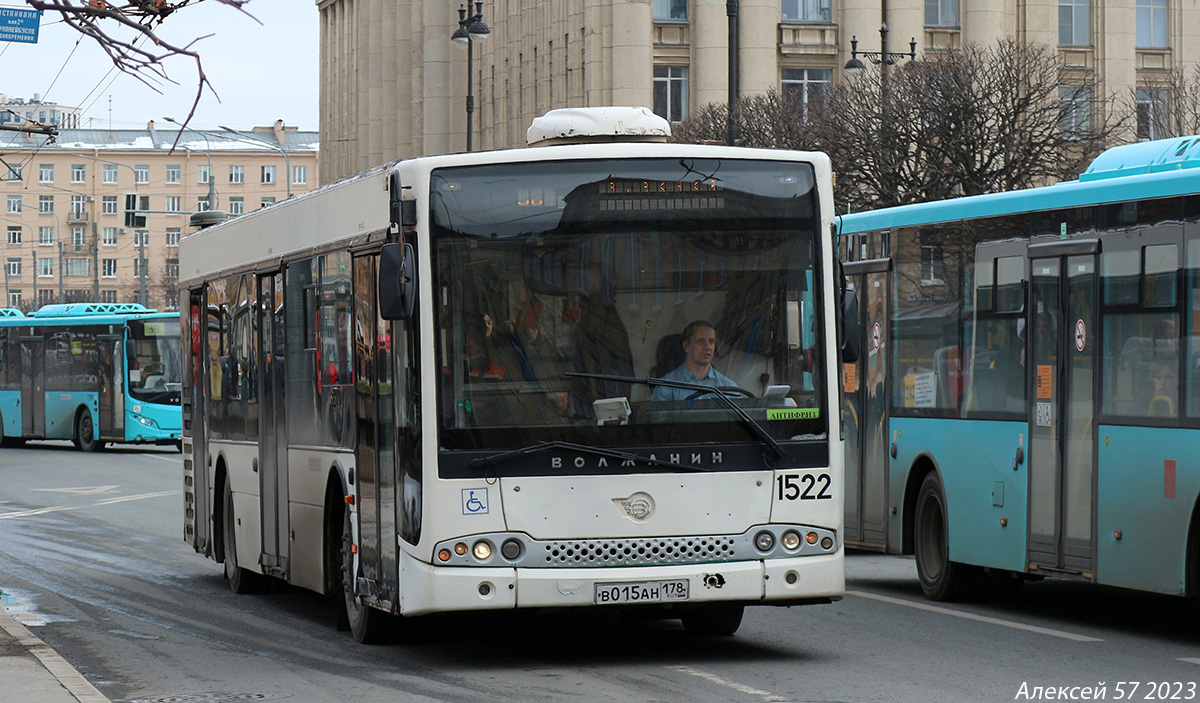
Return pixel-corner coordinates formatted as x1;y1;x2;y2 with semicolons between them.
142;321;168;336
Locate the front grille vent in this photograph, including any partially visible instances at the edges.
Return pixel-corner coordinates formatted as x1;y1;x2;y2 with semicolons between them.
541;537;737;567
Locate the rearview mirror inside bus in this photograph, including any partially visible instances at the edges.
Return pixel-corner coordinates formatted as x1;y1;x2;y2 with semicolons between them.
379;241;416;320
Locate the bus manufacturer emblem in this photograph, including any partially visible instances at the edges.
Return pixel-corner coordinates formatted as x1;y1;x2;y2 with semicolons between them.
614;492;655;522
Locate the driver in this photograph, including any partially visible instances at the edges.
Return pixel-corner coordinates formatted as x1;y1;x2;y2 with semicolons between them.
650;320;736;401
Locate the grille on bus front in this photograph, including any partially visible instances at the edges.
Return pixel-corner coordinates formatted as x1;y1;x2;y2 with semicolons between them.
541;537;738;567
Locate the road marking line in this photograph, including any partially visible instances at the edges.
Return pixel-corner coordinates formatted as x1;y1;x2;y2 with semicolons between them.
145;454;182;464
1178;658;1200;665
93;490;178;505
30;486;120;495
670;666;789;702
0;506;78;520
847;590;1103;642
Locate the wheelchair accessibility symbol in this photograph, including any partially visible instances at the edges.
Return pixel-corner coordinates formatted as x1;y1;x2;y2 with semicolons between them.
461;488;489;515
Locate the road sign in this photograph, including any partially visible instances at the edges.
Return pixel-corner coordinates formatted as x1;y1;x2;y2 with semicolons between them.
0;6;41;45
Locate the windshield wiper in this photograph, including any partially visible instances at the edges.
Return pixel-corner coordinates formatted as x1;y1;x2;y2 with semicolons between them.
469;440;709;472
566;372;786;460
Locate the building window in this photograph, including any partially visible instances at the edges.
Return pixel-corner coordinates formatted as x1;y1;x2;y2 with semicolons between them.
782;68;831;117
196;197;211;212
1137;88;1169;141
134;258;146;278
135;230;150;246
198;164;211;184
38;289;55;305
39;226;54;246
229;197;244;215
166;165;181;184
1059;0;1090;46
37;258;53;277
6;195;19;213
39;164;53;183
8;291;21;307
261;165;276;184
292;165;308;185
230;165;245;184
925;0;958;26
72;226;86;249
3;162;21;181
134;165;149;184
102;195;118;215
101;290;117;303
165;196;182;213
39;195;53;214
782;0;831;22
653;65;689;123
1059;86;1092;139
66;258;90;277
165;259;179;279
71;164;86;183
102;164;118;184
102;259;117;278
102;227;117;246
70;195;87;218
7;226;21;244
652;0;687;21
6;258;20;277
1137;0;1167;47
260;197;276;209
166;228;181;247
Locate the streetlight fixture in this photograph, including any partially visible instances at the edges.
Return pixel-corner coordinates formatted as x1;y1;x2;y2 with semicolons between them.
844;23;917;76
450;1;491;152
217;125;292;199
163;116;217;211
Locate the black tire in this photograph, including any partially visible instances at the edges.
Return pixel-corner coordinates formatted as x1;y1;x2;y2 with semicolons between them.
0;414;24;448
223;482;267;594
341;507;389;643
75;409;105;453
914;472;979;601
680;604;744;636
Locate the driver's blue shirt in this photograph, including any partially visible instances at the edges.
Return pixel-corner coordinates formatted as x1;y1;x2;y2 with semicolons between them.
650;364;737;401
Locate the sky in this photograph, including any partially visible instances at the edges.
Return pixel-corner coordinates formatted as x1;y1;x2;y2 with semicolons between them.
0;0;320;132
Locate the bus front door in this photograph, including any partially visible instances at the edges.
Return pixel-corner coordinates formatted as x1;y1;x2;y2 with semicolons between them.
20;337;43;437
97;336;123;439
843;258;892;550
1027;246;1098;576
258;273;290;577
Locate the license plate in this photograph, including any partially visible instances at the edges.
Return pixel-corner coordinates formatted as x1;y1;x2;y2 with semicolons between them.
593;579;690;605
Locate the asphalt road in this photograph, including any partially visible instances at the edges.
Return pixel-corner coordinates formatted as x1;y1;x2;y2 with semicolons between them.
3;442;1200;703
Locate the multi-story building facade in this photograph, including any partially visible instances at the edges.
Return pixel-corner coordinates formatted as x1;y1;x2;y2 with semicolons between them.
0;93;82;130
317;0;1200;182
0;121;319;311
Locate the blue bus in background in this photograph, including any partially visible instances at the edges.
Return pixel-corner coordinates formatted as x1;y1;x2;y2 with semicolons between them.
839;135;1200;601
0;303;182;451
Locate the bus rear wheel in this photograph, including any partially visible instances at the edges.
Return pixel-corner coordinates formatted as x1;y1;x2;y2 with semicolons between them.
74;409;105;453
680;604;744;636
340;508;388;643
223;482;266;594
914;472;978;601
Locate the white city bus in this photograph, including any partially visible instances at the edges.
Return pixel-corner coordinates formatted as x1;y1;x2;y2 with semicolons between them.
180;108;850;641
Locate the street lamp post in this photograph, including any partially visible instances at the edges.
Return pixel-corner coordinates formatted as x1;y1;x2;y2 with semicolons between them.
216;125;292;199
450;1;491;152
76;154;140;301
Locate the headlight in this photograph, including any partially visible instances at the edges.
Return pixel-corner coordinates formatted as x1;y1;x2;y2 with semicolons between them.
472;541;493;560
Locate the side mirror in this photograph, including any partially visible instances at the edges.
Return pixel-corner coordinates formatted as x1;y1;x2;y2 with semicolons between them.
379;241;416;320
841;288;861;364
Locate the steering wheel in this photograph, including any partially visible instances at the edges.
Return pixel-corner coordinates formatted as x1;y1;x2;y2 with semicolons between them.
685;385;756;400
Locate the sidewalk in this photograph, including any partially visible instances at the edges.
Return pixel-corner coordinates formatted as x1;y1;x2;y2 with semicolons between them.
0;595;110;703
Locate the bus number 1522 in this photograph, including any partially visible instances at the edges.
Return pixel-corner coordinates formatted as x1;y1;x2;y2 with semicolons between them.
777;473;833;501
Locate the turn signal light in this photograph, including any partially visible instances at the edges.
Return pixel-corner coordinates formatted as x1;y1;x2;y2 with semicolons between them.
805;531;819;545
437;549;452;562
454;542;468;556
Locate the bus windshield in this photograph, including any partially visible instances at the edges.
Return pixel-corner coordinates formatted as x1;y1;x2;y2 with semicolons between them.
430;158;826;465
127;317;182;403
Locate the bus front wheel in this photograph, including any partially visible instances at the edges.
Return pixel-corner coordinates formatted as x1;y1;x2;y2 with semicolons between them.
914;472;978;601
74;409;105;453
340;507;388;644
223;482;266;594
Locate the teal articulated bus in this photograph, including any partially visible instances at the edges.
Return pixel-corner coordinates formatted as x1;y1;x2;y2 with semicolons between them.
0;303;182;451
839;135;1200;600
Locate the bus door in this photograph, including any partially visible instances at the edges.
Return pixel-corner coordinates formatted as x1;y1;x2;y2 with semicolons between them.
186;290;211;553
97;335;124;439
258;273;290;576
1026;241;1099;576
351;255;398;606
20;336;44;436
843;258;892;549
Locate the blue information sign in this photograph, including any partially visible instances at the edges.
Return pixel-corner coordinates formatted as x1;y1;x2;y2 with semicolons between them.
0;6;41;45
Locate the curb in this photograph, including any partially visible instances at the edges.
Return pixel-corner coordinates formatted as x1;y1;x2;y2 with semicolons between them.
0;600;111;703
